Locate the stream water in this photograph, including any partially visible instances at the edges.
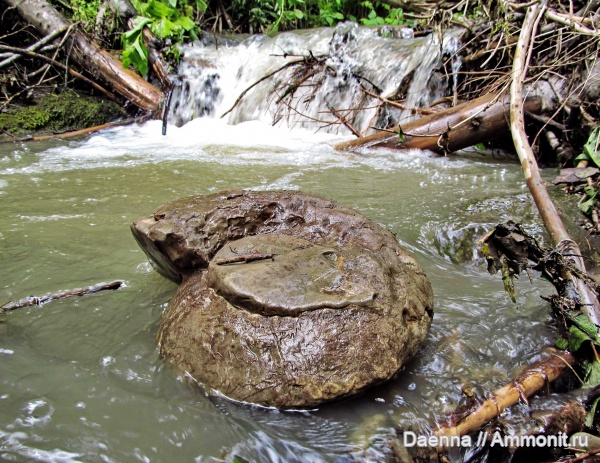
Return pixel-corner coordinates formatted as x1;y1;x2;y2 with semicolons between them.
0;24;562;463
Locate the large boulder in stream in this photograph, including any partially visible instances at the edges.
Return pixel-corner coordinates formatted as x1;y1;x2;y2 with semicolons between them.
131;190;434;408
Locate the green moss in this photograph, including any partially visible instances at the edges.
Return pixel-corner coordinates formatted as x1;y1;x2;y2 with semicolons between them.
0;91;122;136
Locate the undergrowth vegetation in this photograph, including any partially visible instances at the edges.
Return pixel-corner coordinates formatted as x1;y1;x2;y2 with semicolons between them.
49;0;418;75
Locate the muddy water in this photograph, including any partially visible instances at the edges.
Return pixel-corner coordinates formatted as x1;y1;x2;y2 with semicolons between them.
0;119;557;462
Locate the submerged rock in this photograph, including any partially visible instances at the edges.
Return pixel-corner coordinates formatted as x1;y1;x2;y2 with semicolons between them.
132;190;434;408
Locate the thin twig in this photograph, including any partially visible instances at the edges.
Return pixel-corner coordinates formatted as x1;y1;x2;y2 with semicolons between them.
328;106;362;137
214;253;276;265
220;59;306;118
0;25;69;70
0;44;118;104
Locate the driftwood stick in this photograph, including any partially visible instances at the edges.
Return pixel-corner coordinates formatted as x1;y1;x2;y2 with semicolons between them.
0;280;125;313
564;448;600;463
214;253;277;265
328;106;362;138
509;2;600;329
434;351;577;440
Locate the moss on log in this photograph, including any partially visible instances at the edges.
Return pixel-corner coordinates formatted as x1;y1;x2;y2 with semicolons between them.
0;91;122;137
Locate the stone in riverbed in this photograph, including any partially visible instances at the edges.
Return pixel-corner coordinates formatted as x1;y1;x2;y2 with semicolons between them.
131;190;434;408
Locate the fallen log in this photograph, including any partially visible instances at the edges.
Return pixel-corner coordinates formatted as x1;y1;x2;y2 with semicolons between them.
0;280;125;313
2;0;164;114
334;91;541;154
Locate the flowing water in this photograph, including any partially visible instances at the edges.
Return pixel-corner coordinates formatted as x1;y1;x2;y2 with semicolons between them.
0;24;562;463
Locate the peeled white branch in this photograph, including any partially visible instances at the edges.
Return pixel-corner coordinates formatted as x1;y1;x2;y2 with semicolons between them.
509;2;600;329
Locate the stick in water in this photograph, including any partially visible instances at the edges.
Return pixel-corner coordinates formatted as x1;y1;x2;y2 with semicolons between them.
0;280;125;313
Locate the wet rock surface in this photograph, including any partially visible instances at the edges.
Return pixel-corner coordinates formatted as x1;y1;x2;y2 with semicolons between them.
132;190;434;408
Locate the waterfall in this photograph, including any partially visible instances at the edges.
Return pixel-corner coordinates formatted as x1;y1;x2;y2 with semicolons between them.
168;23;463;137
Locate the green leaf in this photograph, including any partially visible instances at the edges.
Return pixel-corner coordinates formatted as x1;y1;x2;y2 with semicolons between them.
167;0;177;7
146;0;175;19
152;18;177;38
175;15;196;31
584;360;600;387
574;152;591;163
579;197;595;214
571;313;600;339
195;0;207;12
124;16;152;37
398;127;405;143
582;126;600;168
122;41;148;76
568;325;592;352
586;395;600;428
555;337;569;350
293;8;304;19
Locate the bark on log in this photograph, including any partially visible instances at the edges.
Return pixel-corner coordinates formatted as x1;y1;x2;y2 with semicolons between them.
334;92;541;154
2;0;164;114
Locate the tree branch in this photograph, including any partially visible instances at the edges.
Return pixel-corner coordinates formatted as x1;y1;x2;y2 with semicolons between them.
1;280;125;313
509;2;600;328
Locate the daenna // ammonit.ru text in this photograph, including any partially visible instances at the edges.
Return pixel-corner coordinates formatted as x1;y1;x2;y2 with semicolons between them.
403;431;587;449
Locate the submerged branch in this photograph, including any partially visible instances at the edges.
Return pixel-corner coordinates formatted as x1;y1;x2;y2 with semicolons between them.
1;280;125;313
433;350;577;441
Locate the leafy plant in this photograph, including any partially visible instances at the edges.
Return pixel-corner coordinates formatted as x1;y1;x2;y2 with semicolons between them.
49;0;103;30
316;0;345;27
358;1;413;27
268;0;306;33
556;312;600;352
576;125;600;168
122;0;205;76
231;0;278;33
578;184;598;215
